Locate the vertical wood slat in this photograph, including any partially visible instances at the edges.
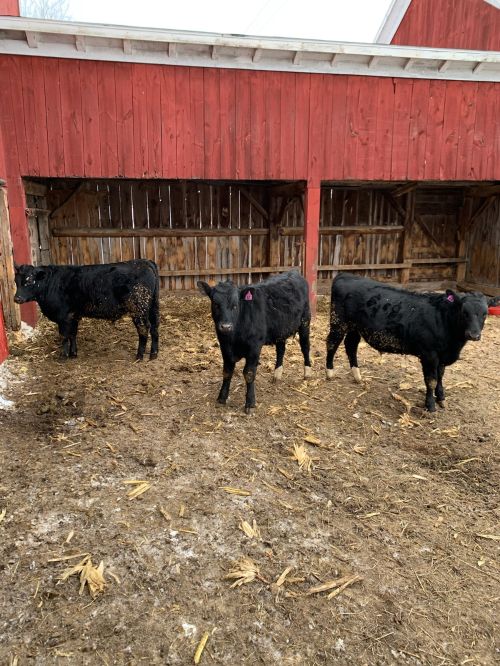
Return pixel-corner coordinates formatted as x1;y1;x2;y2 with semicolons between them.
80;61;102;178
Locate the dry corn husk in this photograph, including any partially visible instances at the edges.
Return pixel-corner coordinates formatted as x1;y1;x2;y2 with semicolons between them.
193;631;210;664
292;443;314;473
239;519;261;539
59;554;106;598
225;557;260;588
220;487;251;496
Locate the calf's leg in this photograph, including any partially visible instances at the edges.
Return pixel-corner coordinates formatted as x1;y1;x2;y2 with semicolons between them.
133;317;150;361
58;318;78;359
148;289;160;360
344;330;362;382
217;356;235;404
243;351;260;414
273;340;286;382
326;326;347;379
298;317;312;379
420;356;439;412
435;364;446;408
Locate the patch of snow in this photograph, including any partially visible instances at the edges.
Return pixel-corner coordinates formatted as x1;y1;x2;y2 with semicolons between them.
181;622;197;637
0;363;15;410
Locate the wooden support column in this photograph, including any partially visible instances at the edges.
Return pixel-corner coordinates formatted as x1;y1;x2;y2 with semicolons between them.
399;190;415;284
456;196;473;283
0;184;21;331
304;182;321;315
5;176;37;327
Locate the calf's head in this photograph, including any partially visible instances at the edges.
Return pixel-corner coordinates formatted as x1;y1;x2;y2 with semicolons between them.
14;264;47;304
447;290;488;341
198;280;240;334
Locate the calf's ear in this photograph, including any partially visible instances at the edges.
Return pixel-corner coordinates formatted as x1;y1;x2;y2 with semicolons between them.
445;289;459;303
241;286;255;302
34;268;47;281
197;281;212;298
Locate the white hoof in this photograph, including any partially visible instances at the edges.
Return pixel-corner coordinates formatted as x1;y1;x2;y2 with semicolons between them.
351;367;362;383
304;366;313;379
326;369;334;380
273;366;283;382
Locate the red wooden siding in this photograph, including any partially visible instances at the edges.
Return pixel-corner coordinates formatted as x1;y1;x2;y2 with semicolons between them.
0;0;19;16
1;56;499;186
391;0;500;50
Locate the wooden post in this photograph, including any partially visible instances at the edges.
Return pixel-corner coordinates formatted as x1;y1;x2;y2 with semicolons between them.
5;177;37;327
304;182;321;315
0;185;21;330
399;190;414;284
456;196;473;284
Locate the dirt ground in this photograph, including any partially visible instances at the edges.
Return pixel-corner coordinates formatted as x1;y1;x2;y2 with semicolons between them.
0;294;499;666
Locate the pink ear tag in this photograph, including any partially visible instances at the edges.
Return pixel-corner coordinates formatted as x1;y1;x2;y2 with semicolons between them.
244;291;253;301
446;294;454;302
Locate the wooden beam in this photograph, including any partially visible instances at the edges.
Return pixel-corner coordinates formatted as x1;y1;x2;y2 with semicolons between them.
438;59;451;73
293;51;301;65
0;187;21;330
75;34;86;51
457;281;500;298
25;30;39;48
466;195;496;232
399;190;414;283
23;181;47;196
410;257;466;265
330;53;339;67
319;263;411;271
159;266;297;278
279;224;403;236
168;42;176;57
49;182;85;219
252;48;262;62
392;182;418;197
210;45;218;60
304;183;321;313
239;188;269;219
52;227;270;238
456;196;473;283
382;191;451;258
123;39;133;54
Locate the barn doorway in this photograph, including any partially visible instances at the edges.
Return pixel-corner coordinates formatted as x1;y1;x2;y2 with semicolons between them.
317;181;500;296
23;179;305;291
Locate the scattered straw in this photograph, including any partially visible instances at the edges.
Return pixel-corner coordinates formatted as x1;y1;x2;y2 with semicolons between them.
327;575;362;599
0;508;6;524
275;566;293;587
476;534;500;542
239;519;261;539
225;557;261;588
58;554;106;598
123;480;151;500
303;434;322;447
390;391;412;413
220;487;251;496
292;443;314;474
193;631;210;664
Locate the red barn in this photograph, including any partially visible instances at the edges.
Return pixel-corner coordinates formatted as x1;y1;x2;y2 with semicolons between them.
0;0;499;344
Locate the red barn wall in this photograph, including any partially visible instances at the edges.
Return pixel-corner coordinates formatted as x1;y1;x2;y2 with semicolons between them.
391;0;500;50
1;55;498;187
0;0;19;16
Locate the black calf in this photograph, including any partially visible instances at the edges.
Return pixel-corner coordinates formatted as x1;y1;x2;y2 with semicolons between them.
326;273;489;412
199;271;312;413
14;260;160;360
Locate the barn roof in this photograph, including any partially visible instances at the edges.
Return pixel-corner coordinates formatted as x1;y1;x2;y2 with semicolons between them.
0;16;499;82
375;0;500;44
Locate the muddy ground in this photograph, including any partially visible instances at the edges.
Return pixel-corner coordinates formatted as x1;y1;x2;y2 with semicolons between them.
0;294;499;665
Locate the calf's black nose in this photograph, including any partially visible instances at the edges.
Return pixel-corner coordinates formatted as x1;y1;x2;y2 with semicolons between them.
218;323;233;333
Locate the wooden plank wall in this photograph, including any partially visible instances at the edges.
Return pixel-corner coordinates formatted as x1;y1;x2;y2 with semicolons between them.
318;186;461;284
465;197;500;291
44;180;304;290
0;56;499;185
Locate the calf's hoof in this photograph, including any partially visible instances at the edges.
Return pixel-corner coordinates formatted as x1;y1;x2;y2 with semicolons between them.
351;367;362;383
273;366;283;383
149;352;158;361
326;368;334;380
437;400;445;409
425;404;437;413
135;354;144;362
244;406;255;415
304;366;313;380
217;397;227;405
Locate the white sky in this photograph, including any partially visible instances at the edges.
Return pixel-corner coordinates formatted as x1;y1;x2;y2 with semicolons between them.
67;0;393;43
